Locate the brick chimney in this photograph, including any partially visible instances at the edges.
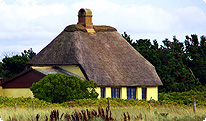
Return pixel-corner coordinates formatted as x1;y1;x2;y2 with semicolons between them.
77;8;93;29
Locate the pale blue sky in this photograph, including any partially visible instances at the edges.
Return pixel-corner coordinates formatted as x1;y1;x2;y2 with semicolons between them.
0;0;206;60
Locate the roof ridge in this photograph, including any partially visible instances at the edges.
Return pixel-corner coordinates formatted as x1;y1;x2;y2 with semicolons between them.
64;24;117;32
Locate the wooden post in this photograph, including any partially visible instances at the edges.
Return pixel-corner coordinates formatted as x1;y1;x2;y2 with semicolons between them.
15;103;17;110
108;99;110;110
33;101;35;110
149;97;152;110
193;98;196;113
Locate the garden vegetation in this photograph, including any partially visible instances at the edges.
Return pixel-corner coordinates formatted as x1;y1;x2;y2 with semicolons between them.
0;90;206;121
30;74;98;103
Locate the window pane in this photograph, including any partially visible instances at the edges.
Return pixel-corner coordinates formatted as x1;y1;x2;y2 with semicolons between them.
142;87;147;100
117;88;120;98
111;88;114;97
101;87;105;98
127;87;136;99
111;87;120;98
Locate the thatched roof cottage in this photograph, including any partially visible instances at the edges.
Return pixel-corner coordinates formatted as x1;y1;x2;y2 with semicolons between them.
0;8;162;100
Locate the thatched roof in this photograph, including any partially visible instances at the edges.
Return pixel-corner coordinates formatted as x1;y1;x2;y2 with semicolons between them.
28;25;162;86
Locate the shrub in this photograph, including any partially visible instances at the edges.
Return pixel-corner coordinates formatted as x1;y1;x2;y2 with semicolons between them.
158;90;206;106
30;73;98;103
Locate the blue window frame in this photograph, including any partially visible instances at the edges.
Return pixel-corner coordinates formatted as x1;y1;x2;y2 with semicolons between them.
127;87;136;99
111;87;120;98
142;87;147;100
101;87;105;98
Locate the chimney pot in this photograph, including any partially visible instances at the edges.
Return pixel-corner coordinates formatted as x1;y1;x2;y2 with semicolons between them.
77;8;93;29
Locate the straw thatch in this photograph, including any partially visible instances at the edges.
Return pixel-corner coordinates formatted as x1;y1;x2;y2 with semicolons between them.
64;24;117;32
28;25;162;86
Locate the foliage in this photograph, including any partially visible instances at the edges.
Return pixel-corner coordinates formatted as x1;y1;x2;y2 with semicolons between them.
1;90;206;108
1;95;206;121
1;48;36;80
63;107;114;121
3;107;206;121
122;32;206;92
184;35;206;85
0;62;5;79
30;74;99;103
0;97;54;108
159;90;206;106
157;37;201;92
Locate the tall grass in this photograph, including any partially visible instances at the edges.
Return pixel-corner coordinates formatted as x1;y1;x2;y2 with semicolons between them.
1;106;206;121
1;90;206;120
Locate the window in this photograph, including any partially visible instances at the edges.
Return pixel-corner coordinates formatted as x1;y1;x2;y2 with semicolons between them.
142;87;147;100
111;87;120;98
127;87;136;99
101;87;105;98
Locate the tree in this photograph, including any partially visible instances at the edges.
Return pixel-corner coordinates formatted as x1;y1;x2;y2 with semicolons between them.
1;48;36;80
0;62;5;79
122;32;134;46
21;48;36;59
184;35;206;85
158;37;192;92
30;73;99;103
122;32;204;93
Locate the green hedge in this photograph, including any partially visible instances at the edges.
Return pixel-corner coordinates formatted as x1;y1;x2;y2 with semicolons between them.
0;90;205;108
158;90;206;106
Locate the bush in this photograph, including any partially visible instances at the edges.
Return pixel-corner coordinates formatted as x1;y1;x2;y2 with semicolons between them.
158;90;206;106
30;73;98;103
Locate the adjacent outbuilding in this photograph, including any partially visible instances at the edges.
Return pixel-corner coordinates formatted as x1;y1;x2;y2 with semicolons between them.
0;67;84;97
